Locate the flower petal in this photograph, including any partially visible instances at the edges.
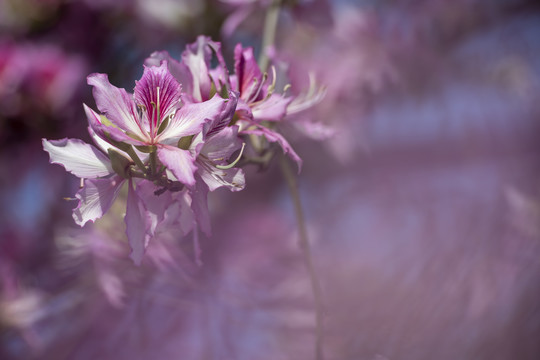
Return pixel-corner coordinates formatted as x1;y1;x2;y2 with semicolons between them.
234;44;263;100
135;180;173;237
72;176;124;226
251;93;292;121
174;191;195;236
87;73;147;141
42;138;113;178
290;118;335;141
182;36;213;102
202;125;242;161
84;104;144;146
189;174;211;236
134;62;182;135
157;145;198;186
233;98;254;121
146;51;195;100
125;179;148;266
286;73;326;115
199;160;245;192
204;91;238;139
159;94;228;144
242;126;303;172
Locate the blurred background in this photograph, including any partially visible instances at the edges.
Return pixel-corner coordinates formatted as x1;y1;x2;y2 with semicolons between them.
1;0;540;359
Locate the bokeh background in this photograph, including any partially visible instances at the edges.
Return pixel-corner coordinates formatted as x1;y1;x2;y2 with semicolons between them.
1;0;540;359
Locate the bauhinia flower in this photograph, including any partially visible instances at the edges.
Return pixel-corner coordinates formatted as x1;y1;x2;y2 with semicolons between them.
43;61;240;265
43;36;322;265
86;62;236;186
146;36;325;172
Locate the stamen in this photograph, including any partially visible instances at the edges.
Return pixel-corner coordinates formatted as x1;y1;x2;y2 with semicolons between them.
267;65;277;94
283;84;291;94
249;72;268;103
150;100;157;135
249;66;278;107
307;72;316;98
216;143;246;170
246;78;259;102
79;178;84;189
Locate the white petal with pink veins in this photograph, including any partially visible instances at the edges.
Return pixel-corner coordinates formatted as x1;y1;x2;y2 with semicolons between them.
42;138;114;178
159;95;226;145
87;73;148;141
72;176;124;226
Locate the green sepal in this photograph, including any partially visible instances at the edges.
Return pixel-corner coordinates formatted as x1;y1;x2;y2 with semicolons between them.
104;133;132;152
108;148;131;179
229;112;240;126
135;145;157;153
219;81;229;99
177;135;194;150
100;115;118;128
209;78;217;98
124;131;146;143
157;115;170;135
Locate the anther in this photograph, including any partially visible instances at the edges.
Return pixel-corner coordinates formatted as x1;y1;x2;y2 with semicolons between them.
283;84;292;93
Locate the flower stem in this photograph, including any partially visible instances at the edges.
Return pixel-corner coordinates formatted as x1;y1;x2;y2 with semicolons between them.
259;1;324;357
149;151;157;177
258;0;281;72
279;155;325;360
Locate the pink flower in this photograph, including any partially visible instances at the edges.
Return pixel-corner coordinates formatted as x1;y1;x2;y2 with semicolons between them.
146;36;322;172
86;62;234;186
43;62;238;264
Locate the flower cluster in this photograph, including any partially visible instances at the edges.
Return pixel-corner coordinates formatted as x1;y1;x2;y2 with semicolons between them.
43;36;322;264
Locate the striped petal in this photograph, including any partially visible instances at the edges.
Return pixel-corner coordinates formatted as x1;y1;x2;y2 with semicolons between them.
72;176;124;226
42;138;113;178
87;73;148;141
134;63;182;136
158;94;227;145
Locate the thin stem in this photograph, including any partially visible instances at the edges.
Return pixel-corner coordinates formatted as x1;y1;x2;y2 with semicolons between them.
258;0;281;72
279;155;324;360
149;151;157;177
259;1;324;356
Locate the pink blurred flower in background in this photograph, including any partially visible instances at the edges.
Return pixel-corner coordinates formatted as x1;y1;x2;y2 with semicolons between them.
0;41;87;124
280;6;396;163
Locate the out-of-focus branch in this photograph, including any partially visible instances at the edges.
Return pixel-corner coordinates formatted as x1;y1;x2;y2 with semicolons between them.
259;0;281;71
259;2;325;358
279;156;325;360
